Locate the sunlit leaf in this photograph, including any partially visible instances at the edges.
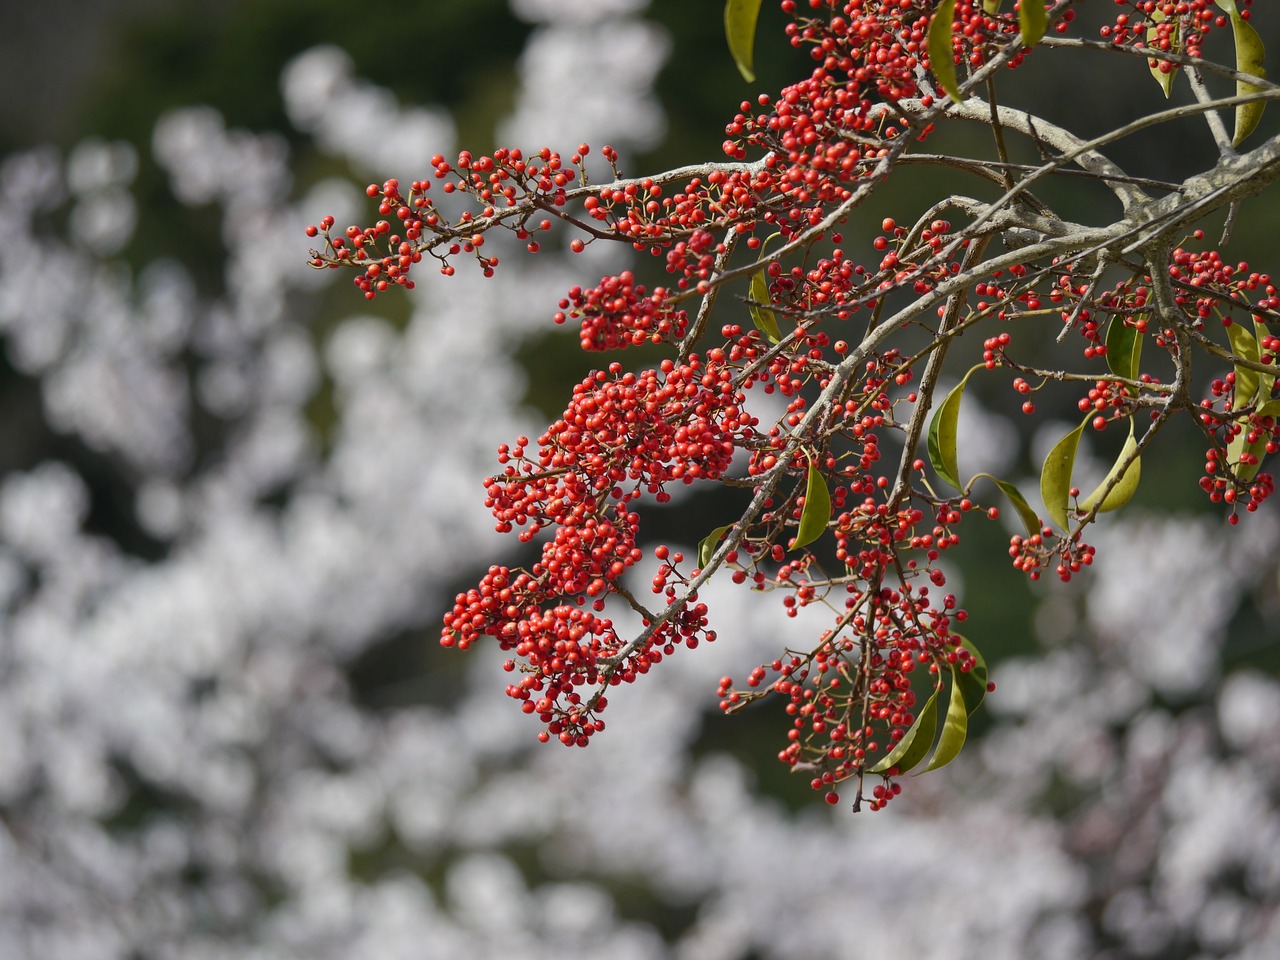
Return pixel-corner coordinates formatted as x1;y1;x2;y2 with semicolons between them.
1105;315;1143;382
982;0;1004;14
869;685;940;775
697;524;734;569
922;664;969;772
1226;317;1263;409
954;636;989;716
1019;0;1047;48
1079;418;1142;514
1227;398;1280;482
724;0;765;83
1146;10;1179;98
927;364;982;491
749;270;782;344
928;0;962;103
1256;318;1275;406
1231;13;1268;146
1040;419;1086;531
792;456;831;550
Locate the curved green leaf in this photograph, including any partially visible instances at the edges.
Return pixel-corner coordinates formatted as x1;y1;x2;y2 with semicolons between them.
927;364;982;491
1216;0;1268;146
1226;318;1263;410
1040;419;1086;531
983;0;1004;14
1019;0;1047;48
1079;418;1142;514
1227;398;1280;482
992;477;1042;536
749;270;782;344
1146;10;1179;98
869;686;940;775
724;0;765;83
697;524;734;569
1105;315;1143;382
1256;319;1276;406
928;0;962;103
922;664;969;772
792;456;831;551
954;636;989;717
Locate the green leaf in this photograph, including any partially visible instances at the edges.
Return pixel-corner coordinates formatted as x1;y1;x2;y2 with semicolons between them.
1256;319;1275;405
869;686;940;775
1019;0;1047;48
1227;398;1280;482
1040;419;1086;532
724;0;765;83
1079;418;1142;514
927;364;982;491
697;524;734;569
928;0;962;103
792;456;831;550
1231;13;1268;146
954;636;989;717
992;477;1043;536
1226;317;1263;410
1105;315;1143;382
922;664;970;772
1146;10;1179;98
982;0;1004;13
749;270;782;344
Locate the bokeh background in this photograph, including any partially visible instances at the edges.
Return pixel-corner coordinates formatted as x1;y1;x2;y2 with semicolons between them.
2;1;1280;957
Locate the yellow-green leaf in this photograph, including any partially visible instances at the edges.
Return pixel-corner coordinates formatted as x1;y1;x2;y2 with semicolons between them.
1079;418;1142;514
749;270;781;344
1226;317;1263;410
1040;419;1086;531
1105;315;1143;382
869;686;940;775
928;0;962;103
1019;0;1047;48
1147;10;1179;98
724;0;765;83
983;0;1004;13
922;664;969;772
792;456;831;550
927;364;983;491
697;524;734;569
1228;398;1280;482
1230;13;1268;146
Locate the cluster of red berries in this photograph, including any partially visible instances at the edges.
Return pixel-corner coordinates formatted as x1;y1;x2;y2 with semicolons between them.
1101;0;1247;65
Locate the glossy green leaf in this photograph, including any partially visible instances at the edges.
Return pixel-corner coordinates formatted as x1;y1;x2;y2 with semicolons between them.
869;685;940;775
792;456;831;550
922;664;969;772
1227;398;1280;482
1040;419;1086;532
954;636;989;717
749;270;782;344
982;0;1003;13
993;477;1042;536
1226;317;1263;410
1019;0;1047;48
928;0;962;103
724;0;765;83
927;364;982;491
1105;315;1143;382
1146;10;1178;98
697;524;734;569
1079;418;1142;514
